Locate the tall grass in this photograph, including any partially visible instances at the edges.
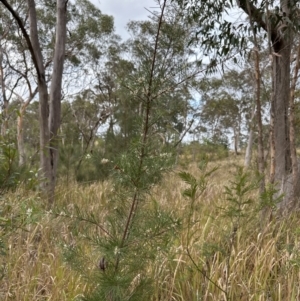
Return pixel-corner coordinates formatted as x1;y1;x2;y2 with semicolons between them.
1;159;300;300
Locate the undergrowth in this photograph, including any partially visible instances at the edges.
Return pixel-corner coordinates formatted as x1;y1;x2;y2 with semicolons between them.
1;160;300;300
1;1;300;300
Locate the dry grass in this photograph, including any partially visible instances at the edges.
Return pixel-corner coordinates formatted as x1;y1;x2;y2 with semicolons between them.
1;158;300;300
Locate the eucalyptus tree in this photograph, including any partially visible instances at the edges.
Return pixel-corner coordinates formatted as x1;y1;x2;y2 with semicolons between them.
0;1;29;140
0;0;68;204
241;45;272;168
0;23;39;166
196;68;259;155
0;0;116;202
201;87;241;152
175;0;300;210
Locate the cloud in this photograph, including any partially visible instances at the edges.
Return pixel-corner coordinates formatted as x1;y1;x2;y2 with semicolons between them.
91;0;156;39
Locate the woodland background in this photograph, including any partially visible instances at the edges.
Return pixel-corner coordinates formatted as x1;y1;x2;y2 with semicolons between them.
1;0;300;300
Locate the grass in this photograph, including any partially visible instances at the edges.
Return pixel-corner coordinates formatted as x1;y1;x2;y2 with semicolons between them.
1;157;300;300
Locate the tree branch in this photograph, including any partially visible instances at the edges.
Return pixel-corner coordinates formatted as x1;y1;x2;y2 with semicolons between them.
237;0;281;50
0;0;42;80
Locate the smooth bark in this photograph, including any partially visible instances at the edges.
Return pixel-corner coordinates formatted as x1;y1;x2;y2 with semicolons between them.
48;0;67;202
27;0;52;197
0;0;68;204
0;44;8;136
17;106;26;166
17;92;37;166
244;105;256;168
233;125;240;155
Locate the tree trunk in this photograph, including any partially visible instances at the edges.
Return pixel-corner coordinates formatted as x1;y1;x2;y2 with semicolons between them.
245;0;265;193
29;0;67;204
17;98;34;166
233;126;239;155
27;0;52;198
48;0;67;203
244;105;256;168
273;45;291;181
273;41;292;211
0;0;67;204
253;48;265;193
239;0;294;211
17;106;26;166
0;46;8;136
244;127;254;168
289;41;300;206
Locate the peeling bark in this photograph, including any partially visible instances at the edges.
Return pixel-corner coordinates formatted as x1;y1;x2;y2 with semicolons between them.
289;42;300;206
239;0;293;210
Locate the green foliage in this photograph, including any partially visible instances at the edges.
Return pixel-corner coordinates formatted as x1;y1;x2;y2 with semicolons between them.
177;164;281;298
179;159;218;201
60;144;179;300
5;0;300;298
258;182;283;210
0;137;18;195
67;0;115;63
0;129;40;194
0;135;38;192
178;159;218;243
180;140;228;166
173;0;246;66
58;4;193;300
76;150;113;182
194;66;270;155
220;166;258;223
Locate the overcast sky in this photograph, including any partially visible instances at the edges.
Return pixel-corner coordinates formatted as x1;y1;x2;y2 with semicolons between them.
91;0;157;40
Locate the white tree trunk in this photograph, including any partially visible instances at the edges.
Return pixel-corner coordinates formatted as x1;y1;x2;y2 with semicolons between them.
48;0;67;202
27;0;52;198
244;128;254;168
17;107;26;166
244;105;256;168
0;0;67;204
0;45;8;136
